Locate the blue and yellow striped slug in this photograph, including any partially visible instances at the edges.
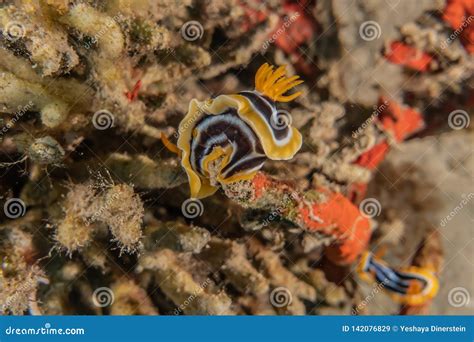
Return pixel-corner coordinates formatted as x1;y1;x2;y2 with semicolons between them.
163;63;304;199
356;251;439;306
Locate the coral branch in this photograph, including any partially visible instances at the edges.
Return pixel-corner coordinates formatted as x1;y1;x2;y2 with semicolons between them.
224;172;371;265
144;221;211;254
110;280;159;315
247;238;317;315
139;249;235;315
104;153;187;190
201;238;269;296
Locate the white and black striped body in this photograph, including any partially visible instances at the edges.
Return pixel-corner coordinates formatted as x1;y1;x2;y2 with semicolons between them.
190;108;266;179
238;90;293;146
361;253;427;296
357;251;439;305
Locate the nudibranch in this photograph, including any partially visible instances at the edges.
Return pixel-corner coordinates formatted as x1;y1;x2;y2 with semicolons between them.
164;63;304;199
357;251;439;306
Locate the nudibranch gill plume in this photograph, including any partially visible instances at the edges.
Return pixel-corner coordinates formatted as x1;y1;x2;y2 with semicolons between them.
163;63;304;199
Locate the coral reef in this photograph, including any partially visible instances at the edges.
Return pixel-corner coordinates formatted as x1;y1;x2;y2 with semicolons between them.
0;0;472;316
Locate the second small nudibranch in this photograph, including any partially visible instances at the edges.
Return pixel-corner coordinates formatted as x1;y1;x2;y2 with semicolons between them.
163;63;304;198
356;251;439;306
